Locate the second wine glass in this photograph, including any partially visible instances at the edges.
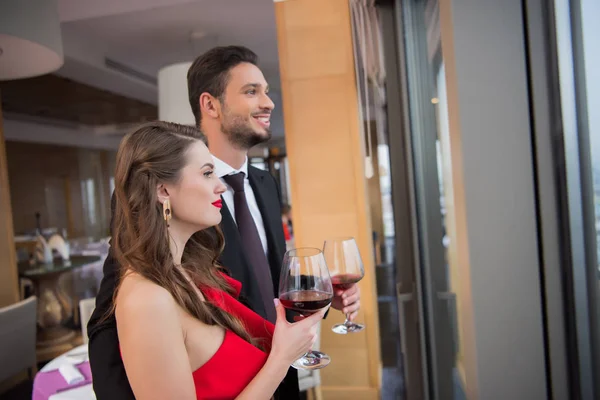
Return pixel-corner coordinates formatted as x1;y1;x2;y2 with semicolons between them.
323;237;365;334
278;247;333;370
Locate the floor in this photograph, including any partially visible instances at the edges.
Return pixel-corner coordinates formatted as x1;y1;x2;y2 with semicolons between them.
382;367;404;400
376;257;405;400
0;374;35;400
375;239;468;400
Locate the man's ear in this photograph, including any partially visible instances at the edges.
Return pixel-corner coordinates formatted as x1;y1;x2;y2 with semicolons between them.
199;92;220;119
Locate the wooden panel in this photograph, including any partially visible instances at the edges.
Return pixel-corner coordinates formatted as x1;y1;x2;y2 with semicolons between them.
285;28;352;79
280;0;347;28
0;74;156;126
0;91;19;306
321;386;379;400
275;0;382;397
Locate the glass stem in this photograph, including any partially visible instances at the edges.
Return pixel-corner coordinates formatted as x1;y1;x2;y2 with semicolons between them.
300;314;314;359
344;313;352;326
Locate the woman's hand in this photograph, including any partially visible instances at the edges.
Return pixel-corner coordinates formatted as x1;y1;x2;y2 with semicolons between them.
269;299;326;365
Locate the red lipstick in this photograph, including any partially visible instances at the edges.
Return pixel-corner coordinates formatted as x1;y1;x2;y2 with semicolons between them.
212;199;223;209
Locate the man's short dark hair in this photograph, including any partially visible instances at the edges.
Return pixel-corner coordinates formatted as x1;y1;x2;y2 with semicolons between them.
187;46;259;127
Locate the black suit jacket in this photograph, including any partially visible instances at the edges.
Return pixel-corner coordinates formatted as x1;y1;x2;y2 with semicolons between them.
87;166;299;400
218;166;286;319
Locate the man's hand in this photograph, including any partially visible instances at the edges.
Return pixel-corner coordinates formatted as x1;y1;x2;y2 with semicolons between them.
331;284;361;320
290;284;361;322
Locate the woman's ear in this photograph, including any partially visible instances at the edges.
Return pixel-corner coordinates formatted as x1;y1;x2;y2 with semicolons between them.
199;92;220;119
156;184;170;204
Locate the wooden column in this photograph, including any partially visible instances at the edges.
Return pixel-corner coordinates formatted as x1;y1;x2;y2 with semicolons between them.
275;1;382;398
0;90;20;306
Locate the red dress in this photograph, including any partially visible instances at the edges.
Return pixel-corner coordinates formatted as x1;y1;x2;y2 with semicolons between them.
192;274;275;399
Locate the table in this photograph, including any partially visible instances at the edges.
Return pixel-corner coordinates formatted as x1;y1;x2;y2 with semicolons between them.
18;255;101;348
33;344;95;400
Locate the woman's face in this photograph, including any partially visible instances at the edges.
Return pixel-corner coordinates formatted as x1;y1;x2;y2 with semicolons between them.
163;140;226;233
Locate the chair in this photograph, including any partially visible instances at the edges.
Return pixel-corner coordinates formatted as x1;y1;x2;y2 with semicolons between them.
79;298;96;344
0;297;37;382
19;277;34;300
298;321;323;400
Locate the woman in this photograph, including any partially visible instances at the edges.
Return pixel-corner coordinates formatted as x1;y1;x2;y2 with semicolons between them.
110;121;324;399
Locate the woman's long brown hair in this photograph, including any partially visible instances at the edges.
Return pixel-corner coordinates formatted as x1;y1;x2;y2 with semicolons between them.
110;121;257;347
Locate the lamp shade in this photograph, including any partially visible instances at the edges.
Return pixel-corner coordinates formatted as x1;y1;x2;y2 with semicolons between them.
158;62;196;125
0;0;64;80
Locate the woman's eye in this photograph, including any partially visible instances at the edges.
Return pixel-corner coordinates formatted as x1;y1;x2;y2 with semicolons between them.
204;170;214;178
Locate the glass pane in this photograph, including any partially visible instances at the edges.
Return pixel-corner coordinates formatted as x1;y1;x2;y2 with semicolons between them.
400;0;464;397
580;0;600;274
580;0;600;382
555;0;600;394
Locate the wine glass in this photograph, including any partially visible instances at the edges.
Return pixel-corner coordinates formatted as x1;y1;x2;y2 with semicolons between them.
278;247;333;370
323;237;365;334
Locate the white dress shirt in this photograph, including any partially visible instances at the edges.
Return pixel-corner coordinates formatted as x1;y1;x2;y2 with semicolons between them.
212;155;269;255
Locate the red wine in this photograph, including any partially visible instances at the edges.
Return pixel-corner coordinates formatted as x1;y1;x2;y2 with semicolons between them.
331;273;363;290
279;290;333;315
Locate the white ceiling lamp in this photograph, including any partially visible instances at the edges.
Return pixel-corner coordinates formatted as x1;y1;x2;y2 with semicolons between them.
158;62;195;126
0;0;64;81
158;31;216;126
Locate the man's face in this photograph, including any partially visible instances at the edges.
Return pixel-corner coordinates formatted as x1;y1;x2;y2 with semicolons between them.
219;62;275;149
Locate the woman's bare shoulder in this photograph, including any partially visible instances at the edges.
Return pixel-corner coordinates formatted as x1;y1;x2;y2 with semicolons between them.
116;271;176;319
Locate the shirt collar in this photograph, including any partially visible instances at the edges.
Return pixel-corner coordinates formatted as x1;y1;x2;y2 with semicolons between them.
212;155;249;179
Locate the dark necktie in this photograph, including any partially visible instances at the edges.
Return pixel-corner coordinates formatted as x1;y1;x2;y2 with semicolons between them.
222;172;277;323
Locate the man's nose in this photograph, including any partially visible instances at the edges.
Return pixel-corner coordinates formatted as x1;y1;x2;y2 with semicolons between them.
261;92;275;111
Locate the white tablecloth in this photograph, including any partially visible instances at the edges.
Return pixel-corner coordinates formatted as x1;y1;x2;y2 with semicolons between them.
41;345;88;372
49;385;95;400
40;344;95;400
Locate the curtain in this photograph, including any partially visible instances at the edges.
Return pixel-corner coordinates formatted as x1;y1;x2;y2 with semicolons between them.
350;0;386;178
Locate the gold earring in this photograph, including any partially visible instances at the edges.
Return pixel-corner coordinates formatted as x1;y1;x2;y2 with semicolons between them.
163;199;172;226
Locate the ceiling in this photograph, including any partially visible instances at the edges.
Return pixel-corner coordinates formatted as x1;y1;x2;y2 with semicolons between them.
1;0;285;145
58;0;281;82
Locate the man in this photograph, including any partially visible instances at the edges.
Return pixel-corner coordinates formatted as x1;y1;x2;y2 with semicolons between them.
87;46;361;399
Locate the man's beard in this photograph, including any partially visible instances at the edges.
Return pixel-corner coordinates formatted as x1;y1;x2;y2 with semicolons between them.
221;110;272;150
